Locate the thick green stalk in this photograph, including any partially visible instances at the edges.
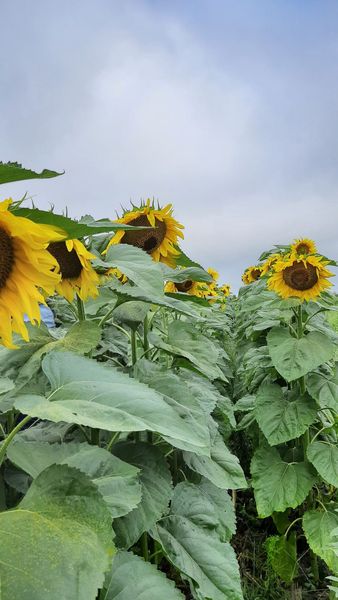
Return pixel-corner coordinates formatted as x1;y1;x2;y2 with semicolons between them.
143;315;149;353
0;415;31;467
131;329;137;366
76;294;86;322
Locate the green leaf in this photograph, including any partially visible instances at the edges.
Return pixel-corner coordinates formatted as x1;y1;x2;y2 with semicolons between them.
0;464;114;600
102;551;184;599
303;509;338;573
62;321;101;354
307;368;338;411
113;301;150;331
0;161;63;184
174;246;205;270
7;441;142;518
251;446;316;517
161;264;213;283
266;533;298;583
113;443;172;548
267;327;335;382
307;441;338;486
12;207;141;238
170;480;236;543
149;321;226;381
14;352;209;452
183;427;247;490
101;244;164;295
152;480;243;600
0;377;15;395
255;384;318;445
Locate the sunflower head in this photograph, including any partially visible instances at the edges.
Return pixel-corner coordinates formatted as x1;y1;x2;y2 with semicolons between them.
207;268;219;283
104;200;184;267
291;238;317;256
165;279;210;298
0;199;63;347
48;239;99;302
220;284;231;297
242;265;263;284
267;253;334;301
260;253;281;276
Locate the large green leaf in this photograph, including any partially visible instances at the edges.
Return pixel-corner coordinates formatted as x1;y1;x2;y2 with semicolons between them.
149;321;226;381
11;207;142;238
14;352;208;452
255;384;318;445
307;441;338;486
307;368;338;411
113;443;172;548
62;321;101;354
102;551;184;599
183;427;247;490
7;441;142;518
251;446;316;517
152;482;243;600
267;327;335;382
170;480;236;543
265;533;298;583
113;301;150;331
161;264;213;283
99;244;164;295
0;161;63;184
303;509;338;573
0;464;114;600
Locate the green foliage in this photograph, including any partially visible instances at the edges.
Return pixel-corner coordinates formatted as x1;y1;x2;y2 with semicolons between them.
303;509;338;573
265;532;298;583
0;161;63;184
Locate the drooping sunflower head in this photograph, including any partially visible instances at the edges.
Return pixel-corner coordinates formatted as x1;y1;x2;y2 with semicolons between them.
207;268;219;284
260;253;281;277
242;265;263;285
219;284;231;297
0;199;63;347
291;238;317;256
48;239;100;302
105;200;184;267
267;253;334;301
165;279;210;298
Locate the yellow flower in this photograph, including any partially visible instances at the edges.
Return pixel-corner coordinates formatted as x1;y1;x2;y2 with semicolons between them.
0;199;63;347
207;268;219;283
102;267;127;284
267;253;334;301
105;200;184;267
260;253;281;276
219;284;231;297
242;265;263;284
48;239;99;302
165;279;210;298
291;238;317;256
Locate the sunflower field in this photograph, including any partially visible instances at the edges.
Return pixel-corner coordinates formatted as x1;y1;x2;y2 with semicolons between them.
1;163;338;600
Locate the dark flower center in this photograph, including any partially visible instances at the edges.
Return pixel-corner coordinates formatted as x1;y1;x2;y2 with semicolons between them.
175;280;193;292
121;214;166;253
0;228;14;289
48;241;83;279
283;261;318;290
296;244;310;255
251;268;261;281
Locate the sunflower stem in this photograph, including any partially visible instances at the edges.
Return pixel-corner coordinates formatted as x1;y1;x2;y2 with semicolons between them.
76;295;86;322
0;415;31;467
143;315;149;352
131;329;137;366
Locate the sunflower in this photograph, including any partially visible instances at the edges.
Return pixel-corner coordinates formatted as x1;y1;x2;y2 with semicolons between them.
242;265;263;284
165;279;210;298
0;199;63;348
267;254;334;301
291;238;317;256
105;200;184;267
260;253;281;276
48;239;100;302
101;267;128;284
219;284;231;297
207;268;219;284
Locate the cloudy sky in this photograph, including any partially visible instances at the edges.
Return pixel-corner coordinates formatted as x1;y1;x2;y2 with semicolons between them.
1;0;338;290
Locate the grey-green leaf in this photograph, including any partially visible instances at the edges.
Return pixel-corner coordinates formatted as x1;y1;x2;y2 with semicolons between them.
14;352;208;452
7;441;142;518
0;464;114;600
255;384;318;445
113;442;172;548
102;551;184;600
307;441;338;487
265;533;298;583
267;327;335;382
251;446;316;517
303;509;338;573
62;321;101;354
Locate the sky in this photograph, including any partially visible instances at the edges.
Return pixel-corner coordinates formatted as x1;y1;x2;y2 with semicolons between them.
1;0;338;290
